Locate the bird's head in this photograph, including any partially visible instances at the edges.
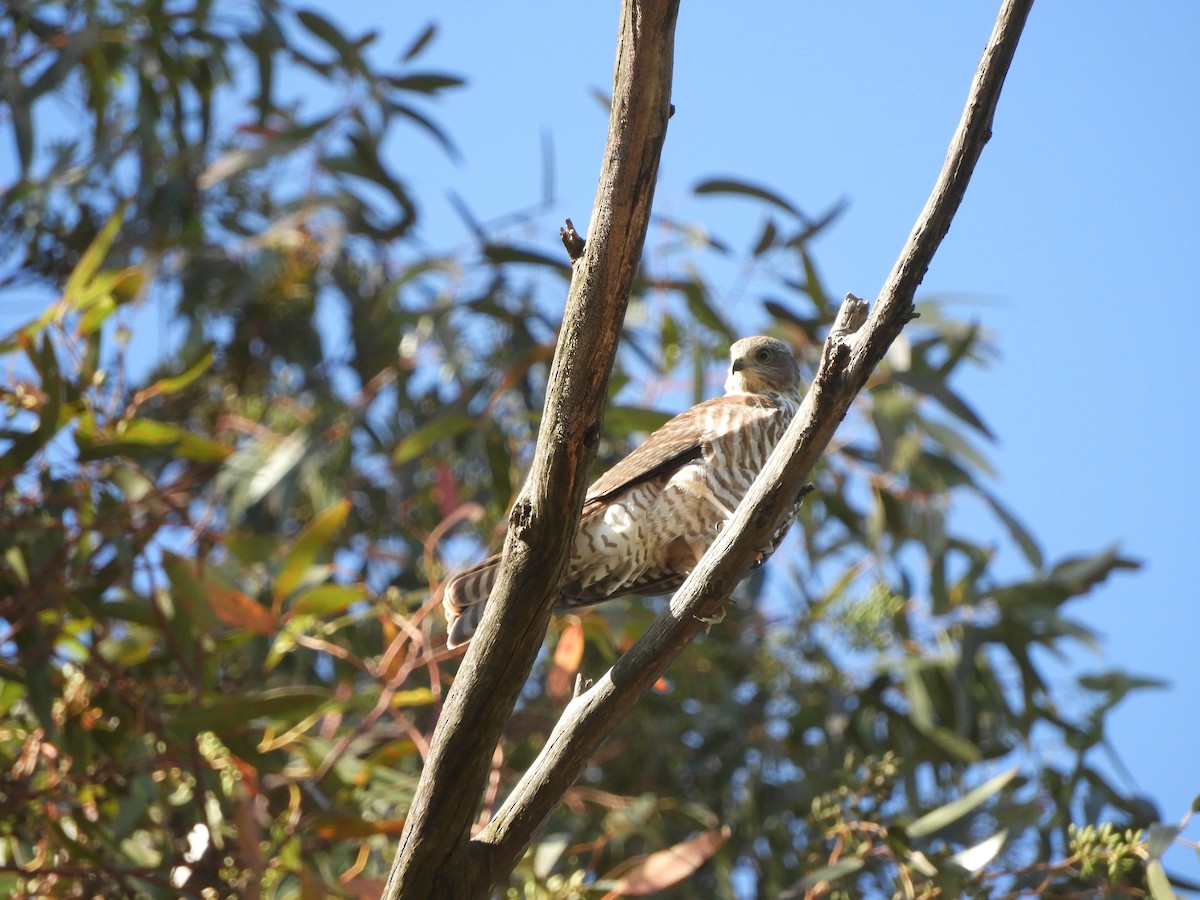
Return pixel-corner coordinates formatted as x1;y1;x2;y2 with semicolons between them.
724;336;801;397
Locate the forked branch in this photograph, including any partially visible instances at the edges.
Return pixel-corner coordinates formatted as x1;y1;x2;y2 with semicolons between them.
471;0;1035;881
381;1;680;897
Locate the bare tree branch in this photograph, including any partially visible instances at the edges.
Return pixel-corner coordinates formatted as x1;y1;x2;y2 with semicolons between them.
471;0;1035;879
381;1;680;897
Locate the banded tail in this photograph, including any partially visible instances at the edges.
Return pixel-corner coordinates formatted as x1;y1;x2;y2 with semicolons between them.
441;555;501;648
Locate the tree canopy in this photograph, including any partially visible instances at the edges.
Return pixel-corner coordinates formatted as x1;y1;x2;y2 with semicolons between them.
0;2;1191;898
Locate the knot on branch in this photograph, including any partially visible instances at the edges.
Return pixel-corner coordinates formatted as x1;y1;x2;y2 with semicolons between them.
560;219;586;263
818;294;870;376
830;293;870;343
509;499;535;539
583;421;602;449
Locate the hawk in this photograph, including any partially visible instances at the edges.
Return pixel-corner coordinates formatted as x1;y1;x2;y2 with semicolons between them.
442;335;803;648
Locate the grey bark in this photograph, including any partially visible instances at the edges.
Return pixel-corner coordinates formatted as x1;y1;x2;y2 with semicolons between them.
381;1;680;897
382;0;1033;894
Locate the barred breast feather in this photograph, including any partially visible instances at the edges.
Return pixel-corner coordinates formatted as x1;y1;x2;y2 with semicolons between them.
441;336;802;648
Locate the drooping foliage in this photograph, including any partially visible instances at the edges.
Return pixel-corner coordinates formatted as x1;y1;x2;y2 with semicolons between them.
0;3;1189;898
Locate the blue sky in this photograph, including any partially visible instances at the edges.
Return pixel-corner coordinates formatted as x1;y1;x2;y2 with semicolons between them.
5;0;1197;883
366;0;1199;877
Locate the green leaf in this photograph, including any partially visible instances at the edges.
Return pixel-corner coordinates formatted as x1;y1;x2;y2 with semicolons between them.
751;218;778;256
386;73;465;94
75;293;115;335
17;25;96;106
119;419;189;445
97;623;159;666
482;243;571;275
1077;670;1168;709
226;533;283;566
0;680;27;718
799;247;832;314
64;205;127;307
902;662;934;730
323;132;419;208
658;278;732;342
891;370;994;439
919;725;982;763
936;321;983;378
138;346;215;398
242;21;278;122
906;768;1018;839
1050;547;1141;594
390;688;436;707
1148;823;1182;860
197;117;335;188
160;552;220;664
166;687;328;733
401;22;438;62
76;418;232;463
921;417;995;478
4;546;29;587
74;267;143;334
11;88;34;175
0;337;65;477
790;857;865;893
393;412;477;464
296;9;363;72
1146;859;1178;900
787;198;848;246
694;177;799;217
984;489;1041;566
276;499;352;605
288;584;365;617
389;102;462;158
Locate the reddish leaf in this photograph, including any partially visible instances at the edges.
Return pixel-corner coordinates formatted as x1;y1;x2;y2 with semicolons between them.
313;814;407;840
208;582;277;636
431;461;461;521
547;620;584;699
603;826;731;897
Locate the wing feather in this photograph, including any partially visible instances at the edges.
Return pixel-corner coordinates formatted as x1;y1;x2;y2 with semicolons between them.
582;394;780;515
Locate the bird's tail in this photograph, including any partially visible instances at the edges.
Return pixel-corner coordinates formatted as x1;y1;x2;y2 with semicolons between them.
441;554;501;648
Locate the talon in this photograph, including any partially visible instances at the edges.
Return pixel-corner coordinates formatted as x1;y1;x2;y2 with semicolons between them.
694;607;727;629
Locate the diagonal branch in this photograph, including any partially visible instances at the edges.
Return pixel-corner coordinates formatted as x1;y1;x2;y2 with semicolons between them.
472;0;1035;878
381;1;680;897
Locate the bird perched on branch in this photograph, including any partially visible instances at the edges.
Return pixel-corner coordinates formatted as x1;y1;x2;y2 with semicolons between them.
441;335;803;648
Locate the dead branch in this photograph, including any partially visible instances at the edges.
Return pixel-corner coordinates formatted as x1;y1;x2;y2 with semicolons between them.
381;1;680;897
470;0;1035;881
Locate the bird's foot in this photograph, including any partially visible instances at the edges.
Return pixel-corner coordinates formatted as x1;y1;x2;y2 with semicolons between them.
694;605;727;632
754;483;816;563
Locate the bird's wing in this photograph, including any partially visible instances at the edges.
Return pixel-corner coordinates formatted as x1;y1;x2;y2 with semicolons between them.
582;393;779;514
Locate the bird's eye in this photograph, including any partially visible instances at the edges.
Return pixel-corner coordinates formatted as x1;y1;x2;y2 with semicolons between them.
755;349;772;363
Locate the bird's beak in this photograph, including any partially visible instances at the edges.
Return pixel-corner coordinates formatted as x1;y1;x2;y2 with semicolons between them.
731;358;746;373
